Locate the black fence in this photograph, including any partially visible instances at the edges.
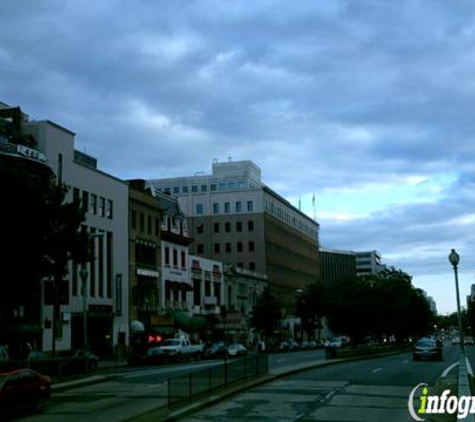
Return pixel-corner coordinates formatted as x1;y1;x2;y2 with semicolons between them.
168;354;268;408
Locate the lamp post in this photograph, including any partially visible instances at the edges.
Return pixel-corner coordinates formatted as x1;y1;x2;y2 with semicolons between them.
448;248;465;353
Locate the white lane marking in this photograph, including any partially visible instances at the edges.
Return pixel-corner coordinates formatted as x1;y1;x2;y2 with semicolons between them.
372;368;383;373
402;360;409;364
321;390;336;402
148;382;165;388
277;359;285;363
441;362;459;378
466;357;474;376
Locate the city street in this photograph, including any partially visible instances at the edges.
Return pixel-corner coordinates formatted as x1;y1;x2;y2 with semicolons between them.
17;344;473;421
180;343;467;422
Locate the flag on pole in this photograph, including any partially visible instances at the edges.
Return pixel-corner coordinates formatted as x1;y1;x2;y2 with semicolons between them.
298;197;301;210
312;192;316;205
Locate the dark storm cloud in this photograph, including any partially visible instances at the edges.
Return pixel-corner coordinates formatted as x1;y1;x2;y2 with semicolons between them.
2;0;475;311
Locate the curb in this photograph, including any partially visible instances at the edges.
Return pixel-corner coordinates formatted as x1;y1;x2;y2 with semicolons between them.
52;374;119;392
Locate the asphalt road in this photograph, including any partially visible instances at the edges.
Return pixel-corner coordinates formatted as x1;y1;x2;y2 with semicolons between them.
180;343;465;422
17;344;474;422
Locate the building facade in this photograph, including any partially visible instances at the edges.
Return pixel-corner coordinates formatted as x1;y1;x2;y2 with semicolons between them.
319;247;357;287
355;250;384;277
146;159;320;315
8;103;130;357
128;180;162;335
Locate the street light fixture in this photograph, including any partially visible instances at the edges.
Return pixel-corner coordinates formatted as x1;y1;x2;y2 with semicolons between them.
448;248;465;353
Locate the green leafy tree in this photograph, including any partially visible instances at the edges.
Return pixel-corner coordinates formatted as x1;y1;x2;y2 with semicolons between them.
250;288;282;343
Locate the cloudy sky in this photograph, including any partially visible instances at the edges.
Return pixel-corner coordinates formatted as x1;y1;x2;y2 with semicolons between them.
2;0;475;314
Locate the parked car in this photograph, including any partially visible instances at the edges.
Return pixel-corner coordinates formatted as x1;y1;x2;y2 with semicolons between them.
288;341;301;351
28;350;48;361
0;368;51;417
275;341;290;352
452;336;461;345
227;343;247;357
328;337;344;348
74;349;99;370
413;337;443;361
204;342;228;359
464;337;475;346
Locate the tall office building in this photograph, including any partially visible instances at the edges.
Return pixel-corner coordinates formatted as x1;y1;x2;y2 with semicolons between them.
147;159;320;313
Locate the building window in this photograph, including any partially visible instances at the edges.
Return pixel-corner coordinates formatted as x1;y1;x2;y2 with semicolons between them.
213;203;219;214
139;213;145;232
181;251;186;268
205;279;211;296
173;186;180;194
248;220;254;231
91;194;97;214
213;223;220;233
214;243;220;253
173;249;178;267
249;262;256;271
106;199;113;219
225;243;231;253
224;202;230;213
236;221;242;232
225;222;231;233
197;224;204;234
197;244;204;254
196;204;204;215
164;187;171;194
247;201;254;212
219;182;226;190
192;185;198;192
82;191;89;212
147;215;152;235
99;197;105;217
165;247;170;266
131;210;137;230
237;242;243;253
210;184;217;191
183;186;189;193
193;279;201;306
249;241;255;252
155;218;159;236
235;201;242;212
201;184;207;192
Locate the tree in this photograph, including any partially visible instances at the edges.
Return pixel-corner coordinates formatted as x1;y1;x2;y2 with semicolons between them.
295;283;327;340
0;149;89;355
250;288;281;343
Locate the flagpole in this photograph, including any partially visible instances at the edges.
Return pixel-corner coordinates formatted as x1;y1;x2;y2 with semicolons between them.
312;192;316;221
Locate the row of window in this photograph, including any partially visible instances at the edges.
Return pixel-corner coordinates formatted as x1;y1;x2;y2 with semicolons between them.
197;220;255;234
265;199;315;238
164;247;187;268
209;241;255;254
195;200;254;215
161;180;249;195
73;188;113;219
131;210;160;237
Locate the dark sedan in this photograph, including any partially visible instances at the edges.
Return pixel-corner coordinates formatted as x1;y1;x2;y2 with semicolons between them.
0;368;51;417
413;337;443;361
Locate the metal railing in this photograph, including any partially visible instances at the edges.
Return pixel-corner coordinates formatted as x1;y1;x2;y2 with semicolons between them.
168;354;268;408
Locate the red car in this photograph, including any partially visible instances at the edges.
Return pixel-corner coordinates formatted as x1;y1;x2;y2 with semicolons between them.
0;368;51;417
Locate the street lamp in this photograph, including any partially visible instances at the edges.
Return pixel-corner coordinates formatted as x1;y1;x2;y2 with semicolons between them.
448;248;465;353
